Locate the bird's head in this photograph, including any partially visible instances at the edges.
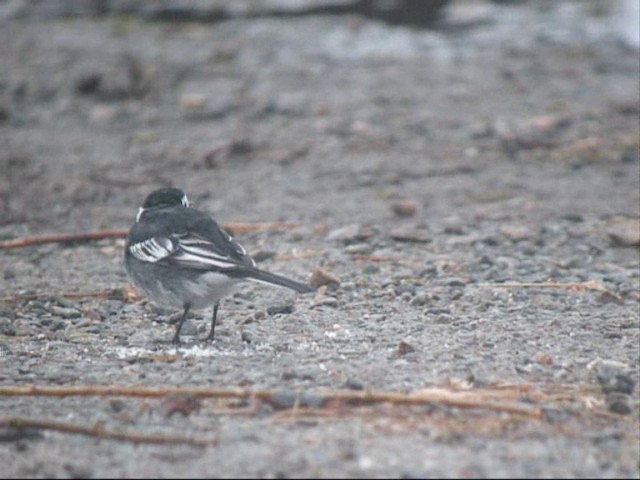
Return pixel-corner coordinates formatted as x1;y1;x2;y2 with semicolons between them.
137;187;189;222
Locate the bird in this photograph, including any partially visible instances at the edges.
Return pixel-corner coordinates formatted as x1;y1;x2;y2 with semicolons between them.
124;187;314;344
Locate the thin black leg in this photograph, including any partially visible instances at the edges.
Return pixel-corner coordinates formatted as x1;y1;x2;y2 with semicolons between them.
172;304;190;344
205;303;219;342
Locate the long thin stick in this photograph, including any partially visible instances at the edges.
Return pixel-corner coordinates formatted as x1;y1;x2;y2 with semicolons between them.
0;385;542;417
1;289;125;303
0;230;128;249
0;417;215;447
0;222;301;250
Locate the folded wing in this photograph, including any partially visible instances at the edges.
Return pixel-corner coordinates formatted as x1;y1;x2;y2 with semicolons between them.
128;232;254;271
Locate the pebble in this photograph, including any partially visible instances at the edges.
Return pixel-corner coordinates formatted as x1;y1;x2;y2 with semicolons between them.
533;352;554;365
500;225;532;241
180;93;207;111
390;199;418;217
396;340;416;356
159;394;201;418
312;297;339;309
389;228;431;243
267;303;294;316
344;243;372;254
309;267;340;290
109;399;127;413
344;378;364;390
83;325;102;334
0;318;16;336
606;218;640;246
588;359;635;394
410;294;430;306
431;314;453;324
49;306;81;319
326;223;371;243
394;283;416;296
606;393;632;415
51;319;66;331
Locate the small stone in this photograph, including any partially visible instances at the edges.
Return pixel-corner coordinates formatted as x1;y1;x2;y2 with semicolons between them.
606;218;640;246
180;93;207;111
344;378;364;390
109;399;127;413
64;462;94;479
533;352;554;365
344;243;371;254
49;306;81;319
327;223;372;243
500;225;531;241
159;394;201;418
389;228;431;243
443;224;465;235
432;314;453;324
51;319;66;331
83;325;102;334
396;340;416;356
267;303;294;316
0;318;16;336
309;267;340;290
606;393;632;415
394;283;415;296
251;250;276;262
312;297;339;309
391;200;418;217
75;73;102;94
588;359;635;394
410;294;430;306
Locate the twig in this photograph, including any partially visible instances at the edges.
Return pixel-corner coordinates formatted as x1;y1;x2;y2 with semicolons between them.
477;279;622;301
1;289;126;303
224;221;300;235
0;417;215;447
0;222;301;250
0;385;542;418
0;230;128;249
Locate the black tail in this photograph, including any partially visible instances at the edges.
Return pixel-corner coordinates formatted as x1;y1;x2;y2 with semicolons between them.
247;268;315;293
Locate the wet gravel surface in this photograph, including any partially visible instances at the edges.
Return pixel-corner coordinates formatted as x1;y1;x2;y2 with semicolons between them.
0;1;639;478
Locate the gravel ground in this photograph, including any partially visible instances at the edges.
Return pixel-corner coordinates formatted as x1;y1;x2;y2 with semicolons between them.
0;1;639;478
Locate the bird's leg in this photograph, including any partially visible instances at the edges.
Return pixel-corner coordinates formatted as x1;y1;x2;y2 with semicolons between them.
172;304;190;344
204;303;219;342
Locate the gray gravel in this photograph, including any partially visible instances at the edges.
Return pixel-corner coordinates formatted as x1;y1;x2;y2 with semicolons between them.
0;0;639;478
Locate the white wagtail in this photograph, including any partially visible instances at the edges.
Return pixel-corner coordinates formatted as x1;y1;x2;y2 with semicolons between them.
124;187;314;344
